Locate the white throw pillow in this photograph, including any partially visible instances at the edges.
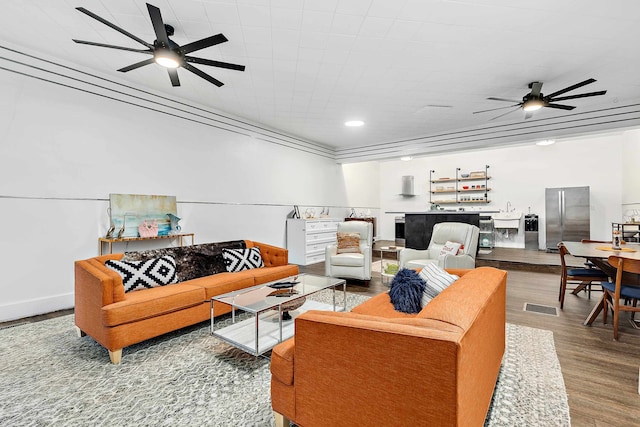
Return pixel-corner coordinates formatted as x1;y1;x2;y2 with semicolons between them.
439;241;462;256
419;262;459;307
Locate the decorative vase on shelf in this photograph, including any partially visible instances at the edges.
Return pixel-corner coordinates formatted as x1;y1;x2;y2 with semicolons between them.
167;213;182;235
105;208;115;239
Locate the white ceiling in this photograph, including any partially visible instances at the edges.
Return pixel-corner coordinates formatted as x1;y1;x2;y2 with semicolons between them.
2;0;640;162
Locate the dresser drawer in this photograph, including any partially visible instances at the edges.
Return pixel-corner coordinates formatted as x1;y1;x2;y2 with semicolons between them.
305;252;326;265
306;240;334;255
306;220;339;234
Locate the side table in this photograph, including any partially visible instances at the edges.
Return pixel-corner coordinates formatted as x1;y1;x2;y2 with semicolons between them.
98;233;195;255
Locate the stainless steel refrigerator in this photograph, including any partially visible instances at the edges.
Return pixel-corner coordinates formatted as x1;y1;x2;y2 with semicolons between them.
545;186;590;250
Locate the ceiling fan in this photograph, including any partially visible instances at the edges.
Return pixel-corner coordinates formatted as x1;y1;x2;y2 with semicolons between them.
473;78;607;120
73;3;245;87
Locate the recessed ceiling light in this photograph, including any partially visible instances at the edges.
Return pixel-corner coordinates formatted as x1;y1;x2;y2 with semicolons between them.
400;156;413;161
345;120;364;127
536;139;556;146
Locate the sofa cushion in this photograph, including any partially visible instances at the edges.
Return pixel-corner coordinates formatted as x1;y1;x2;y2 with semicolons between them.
388;269;426;314
336;232;361;254
251;264;300;285
417;267;506;332
122;240;246;281
102;283;205;326
105;255;178;293
223;247;264;272
328;253;364;267
351;292;417;319
419;263;459;307
187;273;256;300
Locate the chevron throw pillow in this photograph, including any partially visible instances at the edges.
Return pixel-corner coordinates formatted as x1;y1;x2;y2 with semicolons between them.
106;255;178;293
222;247;264;272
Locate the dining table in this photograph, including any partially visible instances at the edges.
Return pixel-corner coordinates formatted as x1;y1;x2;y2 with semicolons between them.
561;241;640;326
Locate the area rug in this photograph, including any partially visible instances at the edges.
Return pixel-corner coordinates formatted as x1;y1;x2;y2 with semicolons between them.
0;292;570;426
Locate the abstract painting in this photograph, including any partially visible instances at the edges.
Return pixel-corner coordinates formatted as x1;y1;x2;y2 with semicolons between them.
109;194;178;237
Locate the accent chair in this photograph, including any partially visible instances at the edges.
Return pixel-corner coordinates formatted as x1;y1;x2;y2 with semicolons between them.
399;222;479;270
325;221;373;284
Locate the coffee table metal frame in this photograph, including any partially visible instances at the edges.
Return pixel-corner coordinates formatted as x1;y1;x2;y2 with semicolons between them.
210;274;346;356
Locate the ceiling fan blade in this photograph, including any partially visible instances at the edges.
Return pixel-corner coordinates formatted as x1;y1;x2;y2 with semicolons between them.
168;68;180;87
529;81;543;98
182;63;224;87
146;3;170;46
487;97;521;103
488;107;521;121
181;34;228;54
185;56;245;71
548;91;607;102
545;78;596;99
545;103;576;110
75;7;152;48
72;39;152;54
473;104;521;114
117;57;156;72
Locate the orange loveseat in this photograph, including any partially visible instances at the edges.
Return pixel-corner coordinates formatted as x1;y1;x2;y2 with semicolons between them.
75;240;298;364
270;266;507;427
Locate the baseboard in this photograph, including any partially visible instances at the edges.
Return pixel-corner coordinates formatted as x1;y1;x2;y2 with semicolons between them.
0;293;74;323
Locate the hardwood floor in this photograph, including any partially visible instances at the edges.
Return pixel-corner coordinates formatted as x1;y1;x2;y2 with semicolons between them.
4;246;640;425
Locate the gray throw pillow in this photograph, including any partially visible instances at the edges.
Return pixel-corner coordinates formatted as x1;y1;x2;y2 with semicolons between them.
419;263;459;307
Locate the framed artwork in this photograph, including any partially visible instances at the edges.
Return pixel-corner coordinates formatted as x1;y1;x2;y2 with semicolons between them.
293;205;300;219
109;194;177;237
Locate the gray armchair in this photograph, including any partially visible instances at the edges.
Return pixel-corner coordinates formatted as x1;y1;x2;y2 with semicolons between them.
325;221;373;284
399;222;479;269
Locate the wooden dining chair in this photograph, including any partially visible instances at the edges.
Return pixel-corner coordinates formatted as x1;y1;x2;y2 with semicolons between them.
602;255;640;340
557;242;609;309
580;239;611;269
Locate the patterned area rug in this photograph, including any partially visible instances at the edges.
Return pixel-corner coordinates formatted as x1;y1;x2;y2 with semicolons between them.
0;291;570;426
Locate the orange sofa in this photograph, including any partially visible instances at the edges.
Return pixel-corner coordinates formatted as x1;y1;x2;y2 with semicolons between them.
270;266;507;427
75;240;298;364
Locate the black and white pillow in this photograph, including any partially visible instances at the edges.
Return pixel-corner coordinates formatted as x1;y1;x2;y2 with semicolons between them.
419;262;459;307
222;247;264;272
106;255;178;293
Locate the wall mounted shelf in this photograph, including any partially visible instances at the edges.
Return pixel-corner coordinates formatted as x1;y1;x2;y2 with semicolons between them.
429;165;491;205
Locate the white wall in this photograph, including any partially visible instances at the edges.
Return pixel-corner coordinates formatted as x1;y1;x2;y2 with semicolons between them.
379;132;632;249
0;69;378;322
2;49;637;322
622;129;640;217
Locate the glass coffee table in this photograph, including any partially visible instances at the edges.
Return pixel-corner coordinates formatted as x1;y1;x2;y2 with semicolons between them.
210;274;346;356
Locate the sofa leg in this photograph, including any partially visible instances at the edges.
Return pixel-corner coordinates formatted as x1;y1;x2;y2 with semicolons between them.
109;349;122;364
74;326;86;338
274;411;290;427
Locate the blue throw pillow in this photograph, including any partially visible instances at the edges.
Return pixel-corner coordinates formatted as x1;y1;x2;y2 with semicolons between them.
388;268;426;314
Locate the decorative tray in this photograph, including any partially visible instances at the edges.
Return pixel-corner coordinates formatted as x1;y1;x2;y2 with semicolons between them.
268;281;299;289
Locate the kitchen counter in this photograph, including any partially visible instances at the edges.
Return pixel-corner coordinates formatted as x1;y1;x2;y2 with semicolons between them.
386;211;500;215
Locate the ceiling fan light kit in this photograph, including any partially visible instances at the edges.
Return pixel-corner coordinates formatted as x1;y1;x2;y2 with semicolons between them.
72;3;245;88
154;50;180;68
522;99;544;112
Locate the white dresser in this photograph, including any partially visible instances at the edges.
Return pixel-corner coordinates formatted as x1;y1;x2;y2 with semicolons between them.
286;218;342;265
